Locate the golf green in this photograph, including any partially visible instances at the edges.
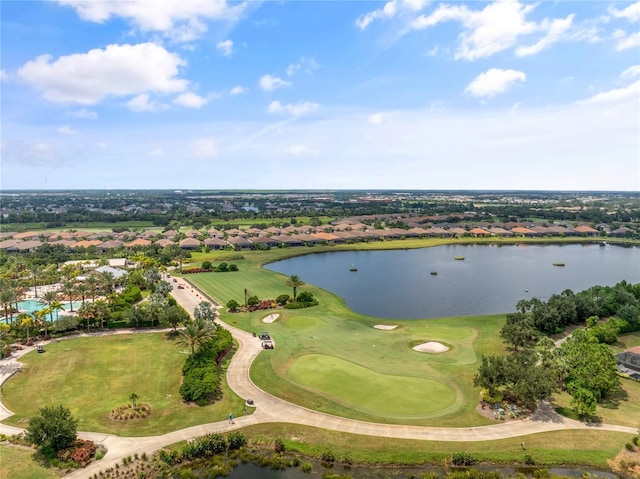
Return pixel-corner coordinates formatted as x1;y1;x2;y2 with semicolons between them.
287;354;457;418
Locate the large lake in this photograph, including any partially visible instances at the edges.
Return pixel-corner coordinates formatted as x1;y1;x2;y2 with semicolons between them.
266;244;640;319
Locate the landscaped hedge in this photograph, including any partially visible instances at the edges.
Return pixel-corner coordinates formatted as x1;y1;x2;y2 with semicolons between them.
179;328;233;405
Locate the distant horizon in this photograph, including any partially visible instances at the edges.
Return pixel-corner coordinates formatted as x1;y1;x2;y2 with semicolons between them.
2;1;638;190
2;188;639;194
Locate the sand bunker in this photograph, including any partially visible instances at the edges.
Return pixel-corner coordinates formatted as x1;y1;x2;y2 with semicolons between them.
373;324;397;330
262;313;280;324
413;342;449;353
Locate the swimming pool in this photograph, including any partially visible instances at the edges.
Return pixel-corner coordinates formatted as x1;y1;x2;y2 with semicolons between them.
1;299;85;323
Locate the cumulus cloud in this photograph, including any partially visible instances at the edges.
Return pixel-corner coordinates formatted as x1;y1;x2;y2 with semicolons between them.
54;0;247;42
173;92;208;108
411;1;572;60
609;1;640;23
465;68;526;99
582;80;640;104
126;93;165;112
621;65;640;79
216;39;234;56
259;74;290;91
267;101;319;116
57;125;78;135
286;56;320;76
192;138;217;158
516;15;574;56
67;109;98;120
230;85;247;95
287;144;319;155
355;0;429;29
616;31;640;50
18;42;188;105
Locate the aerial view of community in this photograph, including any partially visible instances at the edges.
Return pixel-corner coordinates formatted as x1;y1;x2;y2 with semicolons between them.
1;1;639;479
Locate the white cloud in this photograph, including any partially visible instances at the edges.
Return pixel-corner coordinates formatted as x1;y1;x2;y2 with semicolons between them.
191;138;217;158
609;1;640;23
516;15;574;56
368;112;386;124
465;68;526;99
54;0;247;42
173;92;208;108
287;144;318;155
127;93;164;112
616;31;640;50
267;101;319;116
0;69;7;81
216;39;234;56
582;80;640;104
18;42;188;105
259;74;290;91
57;125;78;135
426;46;439;56
355;0;430;29
230;85;247;95
68;109;98;120
147;148;164;157
621;65;640;79
286;56;320;76
411;1;573;60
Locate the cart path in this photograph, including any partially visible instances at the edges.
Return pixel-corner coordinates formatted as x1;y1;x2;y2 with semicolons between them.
1;280;636;478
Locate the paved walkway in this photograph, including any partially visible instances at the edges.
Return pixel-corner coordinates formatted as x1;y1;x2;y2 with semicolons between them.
1;280;636;478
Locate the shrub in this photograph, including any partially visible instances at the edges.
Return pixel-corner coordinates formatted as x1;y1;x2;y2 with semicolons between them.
276;294;290;305
625;442;634;451
524;454;535;465
228;264;238;271
201;261;212;270
274;438;285;454
247;295;260;306
450;452;476;466
301;462;313;473
26;405;78;452
633;436;639;446
227;431;246;450
226;299;240;312
56;439;96;467
321;450;336;463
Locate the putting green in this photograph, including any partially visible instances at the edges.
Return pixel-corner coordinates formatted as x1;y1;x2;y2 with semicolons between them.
287;354;456;418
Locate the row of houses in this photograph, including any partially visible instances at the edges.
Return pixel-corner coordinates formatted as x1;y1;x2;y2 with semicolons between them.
0;221;631;253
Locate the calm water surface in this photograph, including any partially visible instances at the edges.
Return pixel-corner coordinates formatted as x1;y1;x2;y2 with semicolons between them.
266;244;640;319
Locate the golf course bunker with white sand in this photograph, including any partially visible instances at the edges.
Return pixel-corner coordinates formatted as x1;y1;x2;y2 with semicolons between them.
262;313;280;323
287;354;457;418
413;341;450;353
373;324;397;330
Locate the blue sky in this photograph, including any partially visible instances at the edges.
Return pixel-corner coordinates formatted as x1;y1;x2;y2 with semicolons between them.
1;0;639;190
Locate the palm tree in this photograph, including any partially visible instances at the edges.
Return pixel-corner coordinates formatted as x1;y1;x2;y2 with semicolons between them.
129;392;140;410
77;302;95;333
85;275;99;301
17;312;33;343
60;282;77;312
75;283;89;305
93;299;109;329
29;263;43;298
286;274;305;301
177;318;216;356
0;287;17;325
98;271;116;295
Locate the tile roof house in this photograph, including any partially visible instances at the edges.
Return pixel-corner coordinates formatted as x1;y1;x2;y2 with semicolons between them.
179;237;202;250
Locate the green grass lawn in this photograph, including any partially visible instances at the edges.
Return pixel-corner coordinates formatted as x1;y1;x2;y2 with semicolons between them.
243;423;633;468
2;334;247;436
0;445;60;479
552;378;640;428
